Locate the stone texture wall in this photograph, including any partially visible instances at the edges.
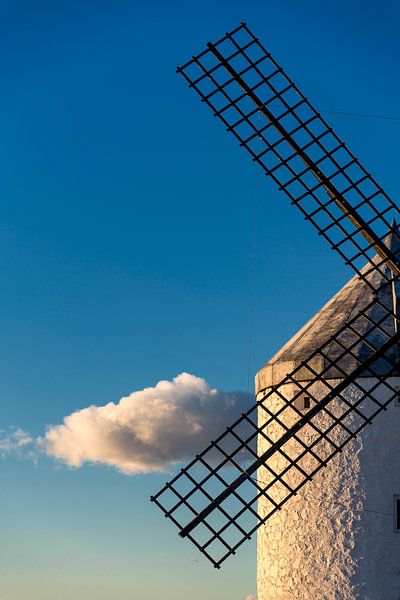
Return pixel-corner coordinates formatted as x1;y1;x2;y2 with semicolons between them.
257;377;400;600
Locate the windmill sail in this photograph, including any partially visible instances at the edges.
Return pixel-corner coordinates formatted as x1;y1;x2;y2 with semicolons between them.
152;289;400;567
177;22;400;283
151;23;400;568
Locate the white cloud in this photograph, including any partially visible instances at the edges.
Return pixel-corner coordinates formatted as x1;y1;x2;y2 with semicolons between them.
40;373;250;475
0;427;34;458
245;595;257;600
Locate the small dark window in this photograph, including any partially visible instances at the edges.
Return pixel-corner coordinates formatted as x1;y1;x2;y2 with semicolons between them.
303;396;311;410
395;387;400;405
396;497;400;530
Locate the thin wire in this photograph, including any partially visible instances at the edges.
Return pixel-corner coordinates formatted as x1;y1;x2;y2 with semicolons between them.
245;110;261;400
268;102;400;122
364;508;393;518
271;102;400;121
320;108;400;122
244;111;261;470
246;183;257;398
252;477;395;519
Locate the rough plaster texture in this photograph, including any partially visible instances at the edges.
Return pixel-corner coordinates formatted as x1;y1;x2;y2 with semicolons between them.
257;378;400;600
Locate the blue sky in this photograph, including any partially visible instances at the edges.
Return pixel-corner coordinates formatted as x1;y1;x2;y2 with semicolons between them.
0;0;400;598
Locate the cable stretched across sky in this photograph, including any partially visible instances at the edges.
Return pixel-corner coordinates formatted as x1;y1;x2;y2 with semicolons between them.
320;108;400;122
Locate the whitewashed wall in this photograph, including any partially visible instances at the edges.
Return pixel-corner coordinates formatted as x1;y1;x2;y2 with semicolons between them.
257;377;400;600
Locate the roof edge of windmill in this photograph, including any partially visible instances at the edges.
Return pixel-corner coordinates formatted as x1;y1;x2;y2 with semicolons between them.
255;223;400;394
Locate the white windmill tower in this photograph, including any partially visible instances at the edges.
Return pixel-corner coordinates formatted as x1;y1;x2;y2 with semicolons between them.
256;224;400;599
151;23;400;600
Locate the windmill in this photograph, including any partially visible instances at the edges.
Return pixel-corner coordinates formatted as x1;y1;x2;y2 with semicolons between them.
151;22;400;597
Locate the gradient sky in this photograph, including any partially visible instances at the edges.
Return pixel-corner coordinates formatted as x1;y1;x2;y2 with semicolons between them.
1;1;400;598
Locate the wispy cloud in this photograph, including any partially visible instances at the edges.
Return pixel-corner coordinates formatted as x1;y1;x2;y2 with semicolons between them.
180;556;200;565
39;373;249;474
0;427;35;459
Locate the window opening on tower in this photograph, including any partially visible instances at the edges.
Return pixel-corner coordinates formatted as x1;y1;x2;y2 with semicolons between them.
394;386;400;405
394;495;400;530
